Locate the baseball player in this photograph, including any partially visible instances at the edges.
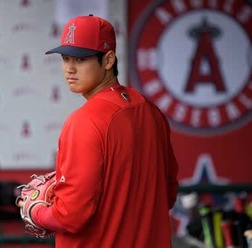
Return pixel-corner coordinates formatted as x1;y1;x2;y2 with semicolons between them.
17;15;179;248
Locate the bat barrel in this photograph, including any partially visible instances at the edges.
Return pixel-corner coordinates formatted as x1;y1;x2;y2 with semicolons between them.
221;220;235;248
212;209;224;248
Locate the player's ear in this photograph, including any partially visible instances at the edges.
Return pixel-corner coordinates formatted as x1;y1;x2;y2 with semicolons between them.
104;50;115;70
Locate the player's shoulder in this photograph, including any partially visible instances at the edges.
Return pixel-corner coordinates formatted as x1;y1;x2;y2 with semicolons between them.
94;84;145;106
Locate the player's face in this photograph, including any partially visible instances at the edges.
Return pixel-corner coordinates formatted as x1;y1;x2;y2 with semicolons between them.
61;52;115;99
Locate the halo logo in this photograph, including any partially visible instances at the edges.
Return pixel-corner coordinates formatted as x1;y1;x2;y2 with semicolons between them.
130;0;252;135
64;24;76;44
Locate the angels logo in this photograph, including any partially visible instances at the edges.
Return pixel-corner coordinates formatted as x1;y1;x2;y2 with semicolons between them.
64;24;76;44
130;0;252;135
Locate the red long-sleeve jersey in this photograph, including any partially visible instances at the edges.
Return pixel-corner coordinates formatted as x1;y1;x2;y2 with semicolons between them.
33;83;178;248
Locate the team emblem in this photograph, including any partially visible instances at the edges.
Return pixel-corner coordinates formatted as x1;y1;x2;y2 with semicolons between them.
64;23;76;44
130;0;252;135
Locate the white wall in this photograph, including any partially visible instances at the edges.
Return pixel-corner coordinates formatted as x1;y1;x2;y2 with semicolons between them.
0;0;127;169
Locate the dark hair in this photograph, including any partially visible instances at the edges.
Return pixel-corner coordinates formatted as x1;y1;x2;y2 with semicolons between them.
97;53;118;76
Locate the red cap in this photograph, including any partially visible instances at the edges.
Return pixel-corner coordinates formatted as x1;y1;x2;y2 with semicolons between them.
46;15;116;57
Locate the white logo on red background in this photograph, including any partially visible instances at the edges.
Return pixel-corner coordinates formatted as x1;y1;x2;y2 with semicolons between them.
64;24;76;44
131;0;252;135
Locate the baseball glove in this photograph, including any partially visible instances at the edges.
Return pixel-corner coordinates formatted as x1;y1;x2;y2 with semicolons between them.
15;171;56;239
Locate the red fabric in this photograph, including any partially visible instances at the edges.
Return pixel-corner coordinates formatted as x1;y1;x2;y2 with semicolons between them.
60;16;116;52
32;205;66;232
37;84;178;248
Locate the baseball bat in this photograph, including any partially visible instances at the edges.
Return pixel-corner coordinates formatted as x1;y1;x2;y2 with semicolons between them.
233;197;245;214
198;205;215;248
246;202;252;220
221;220;235;248
233;220;246;248
212;209;224;248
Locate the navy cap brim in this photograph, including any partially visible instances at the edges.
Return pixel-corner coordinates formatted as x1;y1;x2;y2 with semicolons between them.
45;45;100;58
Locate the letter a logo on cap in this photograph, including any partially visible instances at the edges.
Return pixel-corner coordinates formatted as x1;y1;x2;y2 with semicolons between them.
64;23;76;44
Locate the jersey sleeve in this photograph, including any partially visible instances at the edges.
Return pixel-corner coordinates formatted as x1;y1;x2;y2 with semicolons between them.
51;111;104;233
32;204;67;232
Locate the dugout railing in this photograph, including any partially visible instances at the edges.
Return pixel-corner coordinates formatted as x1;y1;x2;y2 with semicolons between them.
1;183;252;246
